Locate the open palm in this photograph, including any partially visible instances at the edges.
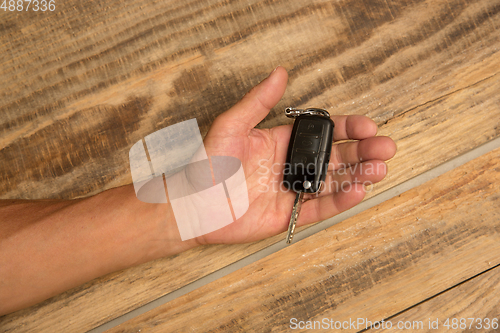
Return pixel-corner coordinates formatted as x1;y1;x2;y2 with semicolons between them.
197;67;396;245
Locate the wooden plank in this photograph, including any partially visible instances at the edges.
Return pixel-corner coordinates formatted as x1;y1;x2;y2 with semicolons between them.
374;265;500;332
1;0;500;332
106;147;500;333
1;0;499;200
1;75;498;333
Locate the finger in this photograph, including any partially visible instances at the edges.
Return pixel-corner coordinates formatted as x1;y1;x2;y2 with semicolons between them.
272;114;377;140
330;136;397;169
331;115;378;141
270;116;388;166
210;66;288;136
297;184;366;226
310;160;388;198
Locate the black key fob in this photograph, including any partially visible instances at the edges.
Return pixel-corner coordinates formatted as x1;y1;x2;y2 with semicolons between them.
283;108;334;193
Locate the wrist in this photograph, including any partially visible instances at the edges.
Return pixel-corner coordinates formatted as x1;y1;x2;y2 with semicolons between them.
123;183;200;262
151;199;201;259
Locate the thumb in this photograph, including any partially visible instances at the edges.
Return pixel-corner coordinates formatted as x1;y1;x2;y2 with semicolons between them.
211;66;288;136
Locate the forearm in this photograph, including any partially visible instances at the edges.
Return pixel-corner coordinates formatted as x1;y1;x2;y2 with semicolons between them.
0;184;198;315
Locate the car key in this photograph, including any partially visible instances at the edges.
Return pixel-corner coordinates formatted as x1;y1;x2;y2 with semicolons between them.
283;107;334;244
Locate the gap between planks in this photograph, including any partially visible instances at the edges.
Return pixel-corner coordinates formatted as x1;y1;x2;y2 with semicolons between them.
89;135;500;333
362;262;500;333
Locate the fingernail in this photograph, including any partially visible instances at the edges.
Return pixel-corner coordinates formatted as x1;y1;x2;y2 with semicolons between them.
269;66;280;77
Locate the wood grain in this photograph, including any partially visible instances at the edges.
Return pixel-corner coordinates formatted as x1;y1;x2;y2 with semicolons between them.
1;0;500;332
106;147;500;333
374;265;500;332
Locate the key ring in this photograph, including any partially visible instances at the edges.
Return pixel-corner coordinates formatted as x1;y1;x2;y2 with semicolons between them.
285;107;330;118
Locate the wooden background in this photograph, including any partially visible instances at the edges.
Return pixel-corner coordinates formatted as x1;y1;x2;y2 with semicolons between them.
0;0;499;332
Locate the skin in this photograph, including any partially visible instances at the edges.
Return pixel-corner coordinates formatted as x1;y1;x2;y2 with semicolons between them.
0;67;396;315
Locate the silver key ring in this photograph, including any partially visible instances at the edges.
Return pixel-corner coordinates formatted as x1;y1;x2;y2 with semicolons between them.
285;107;330;118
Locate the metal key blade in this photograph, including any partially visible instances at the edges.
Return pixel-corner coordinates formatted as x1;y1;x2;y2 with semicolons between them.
286;191;305;244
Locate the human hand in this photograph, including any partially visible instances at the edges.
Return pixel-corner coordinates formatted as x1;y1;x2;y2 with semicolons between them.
197;66;396;245
0;67;396;315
